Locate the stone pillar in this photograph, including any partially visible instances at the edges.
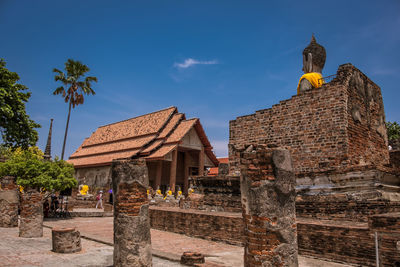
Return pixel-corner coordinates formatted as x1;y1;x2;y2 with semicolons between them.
19;189;43;238
199;146;205;176
112;159;152;267
52;227;82;253
240;145;298;267
154;161;162;190
169;149;178;192
0;176;19;227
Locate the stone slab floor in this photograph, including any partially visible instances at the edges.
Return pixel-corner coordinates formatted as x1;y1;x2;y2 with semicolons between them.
0;217;354;267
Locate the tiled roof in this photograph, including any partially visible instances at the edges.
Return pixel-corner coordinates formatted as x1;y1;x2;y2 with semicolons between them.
70;135;156;158
68;149;140;167
82;106;176;146
165;119;197;143
68;106;218;167
158;113;184;139
145;144;177;160
207;157;229;176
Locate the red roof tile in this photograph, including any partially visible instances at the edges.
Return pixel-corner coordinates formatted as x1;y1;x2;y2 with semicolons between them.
165;119;197;144
68;149;140;168
68;107;218;167
82;106;176;146
145;144;177;160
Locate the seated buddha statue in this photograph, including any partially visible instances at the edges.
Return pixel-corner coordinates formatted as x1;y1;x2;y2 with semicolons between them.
297;35;326;94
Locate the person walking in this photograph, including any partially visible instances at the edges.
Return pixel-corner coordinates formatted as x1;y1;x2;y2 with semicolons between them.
95;190;103;209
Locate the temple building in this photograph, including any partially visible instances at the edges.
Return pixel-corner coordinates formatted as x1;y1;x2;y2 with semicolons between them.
68;106;218;194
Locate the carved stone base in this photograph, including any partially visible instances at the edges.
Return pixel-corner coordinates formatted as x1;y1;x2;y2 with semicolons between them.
52;227;82;253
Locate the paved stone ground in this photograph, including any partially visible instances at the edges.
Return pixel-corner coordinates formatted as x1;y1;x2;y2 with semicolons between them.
0;216;354;266
0;226;182;267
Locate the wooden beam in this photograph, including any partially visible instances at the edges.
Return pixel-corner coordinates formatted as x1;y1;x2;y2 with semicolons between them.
183;152;189;195
154;161;162;190
199;146;205;176
169;149;178;192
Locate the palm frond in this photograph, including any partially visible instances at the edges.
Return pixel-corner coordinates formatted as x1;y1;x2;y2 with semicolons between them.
53;86;65;95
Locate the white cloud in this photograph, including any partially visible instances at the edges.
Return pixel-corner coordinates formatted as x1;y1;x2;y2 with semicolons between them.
174;58;218;69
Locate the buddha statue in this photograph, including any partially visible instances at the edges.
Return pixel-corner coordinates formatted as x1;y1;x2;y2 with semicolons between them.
154;186;164;202
297;35;326;94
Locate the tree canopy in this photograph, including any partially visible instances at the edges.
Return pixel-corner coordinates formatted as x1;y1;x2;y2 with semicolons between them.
387;121;400;141
0;59;40;148
0;147;76;192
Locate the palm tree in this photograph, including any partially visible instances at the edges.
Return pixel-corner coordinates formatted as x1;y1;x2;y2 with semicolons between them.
53;59;97;160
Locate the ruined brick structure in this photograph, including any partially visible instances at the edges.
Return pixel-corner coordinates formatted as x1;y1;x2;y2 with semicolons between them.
184;176;241;212
230;64;400;220
239;146;298;267
225;63;400;266
230;64;388;176
0;176;19;227
112;158;152;267
19;189;43;238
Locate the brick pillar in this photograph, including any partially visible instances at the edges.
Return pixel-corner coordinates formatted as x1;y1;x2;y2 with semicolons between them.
169;148;178;192
240;145;298;267
154;161;162;190
0;176;19;227
19;189;43;238
112;159;152;267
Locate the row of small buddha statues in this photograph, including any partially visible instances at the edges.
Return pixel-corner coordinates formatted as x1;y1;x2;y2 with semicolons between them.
147;186;193;207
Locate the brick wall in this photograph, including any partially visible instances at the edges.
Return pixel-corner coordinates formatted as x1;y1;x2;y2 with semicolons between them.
185;176;242;212
297;219;375;266
149;206;382;266
369;212;400;266
229;64;389;176
149;206;244;246
297;196;400;223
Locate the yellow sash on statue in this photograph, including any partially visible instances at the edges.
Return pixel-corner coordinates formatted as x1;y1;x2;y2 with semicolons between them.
297;72;324;94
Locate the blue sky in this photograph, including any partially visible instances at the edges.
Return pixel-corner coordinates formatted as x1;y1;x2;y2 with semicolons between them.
1;0;399;158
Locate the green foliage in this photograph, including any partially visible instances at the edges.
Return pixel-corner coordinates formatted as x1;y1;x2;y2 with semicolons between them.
0;147;76;191
386;121;400;141
0;59;41;148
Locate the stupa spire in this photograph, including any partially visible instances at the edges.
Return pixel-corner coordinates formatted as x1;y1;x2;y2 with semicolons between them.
44;119;53;161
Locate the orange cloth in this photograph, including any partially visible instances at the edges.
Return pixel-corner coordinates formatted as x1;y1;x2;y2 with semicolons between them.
297;72;324;94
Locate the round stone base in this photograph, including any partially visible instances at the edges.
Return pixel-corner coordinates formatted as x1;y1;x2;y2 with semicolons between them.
52;227;82;253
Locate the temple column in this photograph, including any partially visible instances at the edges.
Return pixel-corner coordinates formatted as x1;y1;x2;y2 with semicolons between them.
240;145;298;267
183;152;189;195
198;146;205;176
154;161;162;190
169;148;178;192
112;159;152;267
